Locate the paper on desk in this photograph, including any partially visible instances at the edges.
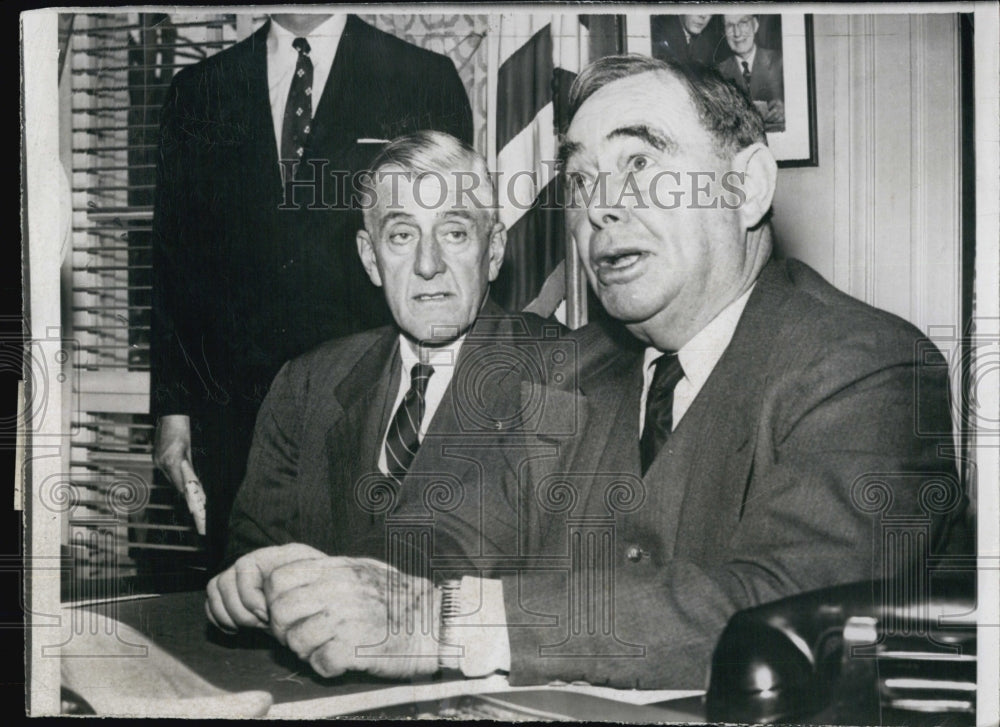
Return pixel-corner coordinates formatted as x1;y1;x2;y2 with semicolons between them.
180;460;206;535
59;607;272;718
266;673;702;719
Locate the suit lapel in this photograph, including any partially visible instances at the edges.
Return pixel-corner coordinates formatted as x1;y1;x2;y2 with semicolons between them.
570;325;644;518
652;262;794;557
751;50;767;98
327;330;400;497
306;15;369;159
244;21;282;197
406;303;523;491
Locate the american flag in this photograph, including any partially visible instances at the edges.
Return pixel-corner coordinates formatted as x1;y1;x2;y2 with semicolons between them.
490;14;591;316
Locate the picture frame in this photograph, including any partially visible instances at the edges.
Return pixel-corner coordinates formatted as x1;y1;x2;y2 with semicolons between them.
625;12;818;167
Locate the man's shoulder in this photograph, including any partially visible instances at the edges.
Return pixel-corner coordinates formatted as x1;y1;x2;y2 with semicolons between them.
761;258;934;365
558;315;642;388
348;16;456;73
716;55;739;77
717;55;738;69
169;24;266;89
280;326;396;387
298;326;395;365
470;309;563;339
756;47;782;70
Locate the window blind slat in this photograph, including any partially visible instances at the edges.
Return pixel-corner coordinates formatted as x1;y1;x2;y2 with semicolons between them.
66;12;254;587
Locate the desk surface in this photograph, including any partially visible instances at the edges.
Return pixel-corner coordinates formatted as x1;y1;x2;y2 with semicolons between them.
67;591;704;720
94;590;413;704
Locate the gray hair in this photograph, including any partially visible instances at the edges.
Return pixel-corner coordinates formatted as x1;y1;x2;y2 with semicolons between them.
359;130;497;232
567;54;767;160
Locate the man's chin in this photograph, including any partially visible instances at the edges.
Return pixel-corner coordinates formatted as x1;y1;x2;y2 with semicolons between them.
598;293;657;327
401;321;466;346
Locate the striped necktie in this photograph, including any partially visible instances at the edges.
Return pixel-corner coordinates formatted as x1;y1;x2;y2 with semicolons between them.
640;353;684;474
384;363;435;481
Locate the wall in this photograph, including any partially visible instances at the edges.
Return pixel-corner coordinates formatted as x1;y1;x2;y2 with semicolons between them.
772;14;963;340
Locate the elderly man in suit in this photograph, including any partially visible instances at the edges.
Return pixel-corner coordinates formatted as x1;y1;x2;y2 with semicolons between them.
151;14;472;570
210;56;959;688
205;132;572;679
717;13;785;132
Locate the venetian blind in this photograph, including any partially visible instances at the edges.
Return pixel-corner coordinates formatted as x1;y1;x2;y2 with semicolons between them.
65;13;263;595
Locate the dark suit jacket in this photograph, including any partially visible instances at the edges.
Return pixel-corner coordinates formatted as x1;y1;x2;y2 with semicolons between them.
717;46;784;104
150;16;472;564
225;301;571;575
651;16;724;65
501;259;959;689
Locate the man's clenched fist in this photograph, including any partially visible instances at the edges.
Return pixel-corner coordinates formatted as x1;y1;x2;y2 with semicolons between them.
265;556;441;679
205;543;326;633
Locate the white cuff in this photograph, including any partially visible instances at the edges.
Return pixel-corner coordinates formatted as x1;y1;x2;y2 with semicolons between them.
439;576;510;677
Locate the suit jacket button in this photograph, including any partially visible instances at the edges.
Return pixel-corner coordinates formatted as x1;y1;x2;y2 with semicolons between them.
625;545;643;563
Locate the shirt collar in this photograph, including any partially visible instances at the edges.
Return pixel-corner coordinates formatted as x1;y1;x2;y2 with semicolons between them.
399;334;467;375
267;14;347;63
740;45;758;71
643;283;756;388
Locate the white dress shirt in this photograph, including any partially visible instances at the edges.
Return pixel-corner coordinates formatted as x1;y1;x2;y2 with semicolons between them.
266;15;346;154
377;334;466;476
640;283;756;433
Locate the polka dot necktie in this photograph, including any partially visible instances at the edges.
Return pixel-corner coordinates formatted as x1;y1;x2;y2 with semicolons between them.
280;37;314;170
640;353;684;474
384;363;435;482
741;60;752;91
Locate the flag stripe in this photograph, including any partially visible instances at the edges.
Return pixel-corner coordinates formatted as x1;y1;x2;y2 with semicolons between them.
495;175;565;312
497;25;553;151
496;102;556;230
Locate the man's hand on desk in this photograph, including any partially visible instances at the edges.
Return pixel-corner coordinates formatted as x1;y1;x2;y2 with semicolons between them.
206;547;512;680
264;556;440;679
205;543;326;633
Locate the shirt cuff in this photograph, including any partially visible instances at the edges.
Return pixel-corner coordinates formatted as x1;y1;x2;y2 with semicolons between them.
439;576;510;677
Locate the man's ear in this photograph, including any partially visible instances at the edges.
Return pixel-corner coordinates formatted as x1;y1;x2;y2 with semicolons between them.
356;229;383;287
731;142;777;230
486;222;507;282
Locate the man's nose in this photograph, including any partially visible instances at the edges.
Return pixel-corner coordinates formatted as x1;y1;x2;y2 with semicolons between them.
586;175;632;230
414;237;445;279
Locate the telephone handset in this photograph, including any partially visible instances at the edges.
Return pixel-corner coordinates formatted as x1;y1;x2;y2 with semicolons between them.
704;571;976;725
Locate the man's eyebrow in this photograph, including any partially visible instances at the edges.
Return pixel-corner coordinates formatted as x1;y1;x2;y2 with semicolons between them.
607;125;678;155
379;211;415;224
558;139;582;168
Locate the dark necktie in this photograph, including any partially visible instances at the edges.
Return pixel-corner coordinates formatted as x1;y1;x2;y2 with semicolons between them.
741;60;752;91
280;37;314;168
384;363;435;481
640;353;684;474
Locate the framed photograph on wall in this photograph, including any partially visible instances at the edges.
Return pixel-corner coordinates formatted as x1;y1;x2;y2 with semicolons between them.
624;12;817;166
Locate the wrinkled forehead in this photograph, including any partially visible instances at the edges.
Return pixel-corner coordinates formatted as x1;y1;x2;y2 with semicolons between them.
563;71;708;162
367;163;495;224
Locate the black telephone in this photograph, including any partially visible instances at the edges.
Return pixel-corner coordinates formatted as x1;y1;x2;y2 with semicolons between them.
704;570;976;725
